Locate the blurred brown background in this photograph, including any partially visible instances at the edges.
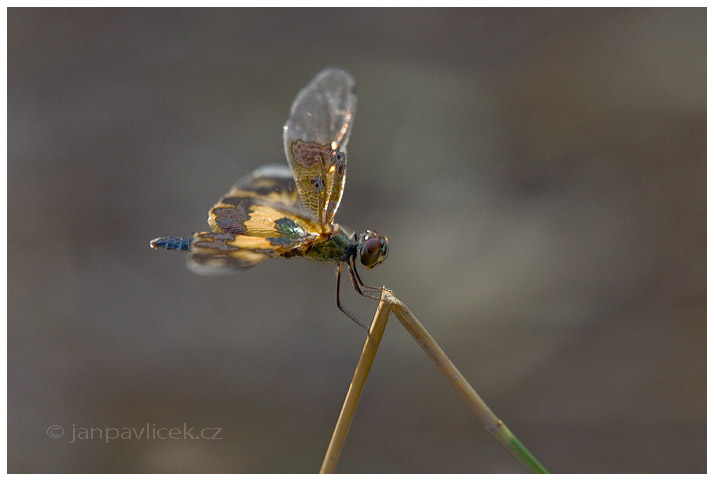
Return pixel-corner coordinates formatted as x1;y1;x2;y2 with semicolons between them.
8;8;705;473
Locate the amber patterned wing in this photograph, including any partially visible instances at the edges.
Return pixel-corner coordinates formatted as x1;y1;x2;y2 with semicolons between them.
283;67;357;224
187;165;331;275
206;164;305;234
188;232;294;274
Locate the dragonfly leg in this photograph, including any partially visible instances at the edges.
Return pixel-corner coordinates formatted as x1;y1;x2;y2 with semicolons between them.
348;257;383;301
336;263;371;333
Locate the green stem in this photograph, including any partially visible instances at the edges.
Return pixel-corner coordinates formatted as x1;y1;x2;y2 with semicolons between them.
499;424;548;473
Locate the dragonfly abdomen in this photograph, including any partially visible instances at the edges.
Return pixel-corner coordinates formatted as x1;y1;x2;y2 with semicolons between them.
150;236;191;251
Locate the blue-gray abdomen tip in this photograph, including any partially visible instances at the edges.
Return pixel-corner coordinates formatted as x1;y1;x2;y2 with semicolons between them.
149;236;191;251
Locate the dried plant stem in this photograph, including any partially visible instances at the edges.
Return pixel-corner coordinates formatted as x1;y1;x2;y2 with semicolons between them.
319;290;392;474
320;289;547;474
385;291;548;474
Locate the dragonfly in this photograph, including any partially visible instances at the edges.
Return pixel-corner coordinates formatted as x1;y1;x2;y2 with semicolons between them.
150;67;389;331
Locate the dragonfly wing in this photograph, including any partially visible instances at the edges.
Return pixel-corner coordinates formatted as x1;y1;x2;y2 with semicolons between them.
190;164;333;275
283;67;357;223
187;231;304;275
226;164;301;211
207;165;322;236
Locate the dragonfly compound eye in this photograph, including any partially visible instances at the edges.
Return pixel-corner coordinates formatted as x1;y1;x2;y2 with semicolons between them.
359;231;389;268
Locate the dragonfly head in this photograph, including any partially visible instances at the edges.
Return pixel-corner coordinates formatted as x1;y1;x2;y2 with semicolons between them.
356;230;389;269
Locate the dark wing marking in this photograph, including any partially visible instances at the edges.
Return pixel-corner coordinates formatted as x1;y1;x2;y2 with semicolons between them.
283;67;356;224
